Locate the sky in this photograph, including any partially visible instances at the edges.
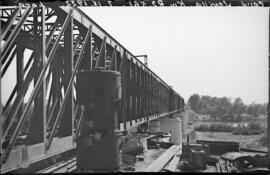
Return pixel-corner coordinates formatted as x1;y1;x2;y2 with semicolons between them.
80;7;269;104
1;7;269;106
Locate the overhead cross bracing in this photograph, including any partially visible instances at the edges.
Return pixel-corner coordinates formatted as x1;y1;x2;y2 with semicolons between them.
0;4;185;173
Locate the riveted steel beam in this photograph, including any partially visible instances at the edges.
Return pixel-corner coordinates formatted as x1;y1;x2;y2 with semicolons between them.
0;7;21;41
47;25;92;150
57;8;74;138
1;6;32;61
110;45;117;71
1;7;73;163
26;5;47;148
95;36;106;68
58;7;170;89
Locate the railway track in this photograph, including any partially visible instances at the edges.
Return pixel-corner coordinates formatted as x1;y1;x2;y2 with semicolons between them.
37;144;181;173
37;157;76;173
36;155;176;173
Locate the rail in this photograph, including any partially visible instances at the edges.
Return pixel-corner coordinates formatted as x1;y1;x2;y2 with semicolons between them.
37;157;76;173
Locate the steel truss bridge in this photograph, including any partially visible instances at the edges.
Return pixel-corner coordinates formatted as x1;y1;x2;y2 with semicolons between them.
0;4;185;173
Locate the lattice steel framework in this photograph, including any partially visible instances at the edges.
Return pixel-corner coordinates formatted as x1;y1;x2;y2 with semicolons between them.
0;4;184;173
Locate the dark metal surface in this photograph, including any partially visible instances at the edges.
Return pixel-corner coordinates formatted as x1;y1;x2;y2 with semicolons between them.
0;4;185;172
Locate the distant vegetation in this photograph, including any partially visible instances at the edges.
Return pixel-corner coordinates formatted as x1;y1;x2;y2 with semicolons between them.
194;122;265;135
188;94;267;121
259;133;268;146
195;123;233;132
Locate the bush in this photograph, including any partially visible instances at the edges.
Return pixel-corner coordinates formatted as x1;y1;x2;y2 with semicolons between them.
195;124;209;132
232;130;240;135
195;123;264;134
248;130;263;135
248;122;262;130
232;126;247;135
232;122;264;135
259;134;267;146
209;124;233;132
232;128;263;135
195;123;233;132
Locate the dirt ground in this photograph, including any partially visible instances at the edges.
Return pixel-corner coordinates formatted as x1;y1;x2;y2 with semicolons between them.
194;131;267;152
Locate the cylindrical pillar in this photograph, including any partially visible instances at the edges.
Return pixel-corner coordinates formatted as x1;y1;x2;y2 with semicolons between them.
76;69;122;172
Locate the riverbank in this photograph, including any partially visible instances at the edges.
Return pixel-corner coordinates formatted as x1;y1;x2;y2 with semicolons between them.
194;131;267;152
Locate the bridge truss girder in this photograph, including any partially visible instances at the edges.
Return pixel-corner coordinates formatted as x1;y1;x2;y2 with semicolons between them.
0;4;183;173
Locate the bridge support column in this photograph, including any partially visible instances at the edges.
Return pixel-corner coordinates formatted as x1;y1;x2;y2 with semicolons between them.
58;12;74;137
0;37;2;164
16;46;24;130
76;70;122;172
26;6;46;145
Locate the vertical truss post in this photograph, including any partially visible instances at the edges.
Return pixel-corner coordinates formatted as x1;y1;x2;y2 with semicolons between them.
268;8;270;168
146;72;149;117
151;76;153;115
0;36;2;165
16;46;24;129
127;58;131;126
148;74;151;116
81;27;92;70
110;46;117;71
40;5;47;151
138;64;142;119
52;51;61;123
132;59;136;121
129;59;133;123
149;74;151;116
58;9;74;138
104;41;107;68
120;52;127;129
95;36;106;68
26;6;46;145
136;64;139;118
89;29;93;70
142;70;145;117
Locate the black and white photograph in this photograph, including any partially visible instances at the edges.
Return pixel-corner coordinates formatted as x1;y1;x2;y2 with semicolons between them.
0;1;269;173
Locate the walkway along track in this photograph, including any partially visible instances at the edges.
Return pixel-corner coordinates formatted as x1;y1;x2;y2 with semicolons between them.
37;145;181;173
37;157;76;173
143;145;182;172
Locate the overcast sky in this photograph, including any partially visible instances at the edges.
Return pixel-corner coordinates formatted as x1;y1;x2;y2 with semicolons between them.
1;7;268;105
80;7;269;104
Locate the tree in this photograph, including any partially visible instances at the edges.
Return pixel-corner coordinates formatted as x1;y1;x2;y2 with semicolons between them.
188;94;200;112
247;102;261;117
232;97;245;119
188;94;265;122
259;103;268;116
